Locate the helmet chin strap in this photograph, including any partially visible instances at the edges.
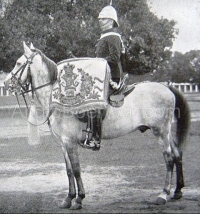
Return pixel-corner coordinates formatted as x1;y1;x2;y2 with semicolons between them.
100;19;113;31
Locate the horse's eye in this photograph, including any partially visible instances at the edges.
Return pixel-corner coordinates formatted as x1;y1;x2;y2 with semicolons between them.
16;62;21;66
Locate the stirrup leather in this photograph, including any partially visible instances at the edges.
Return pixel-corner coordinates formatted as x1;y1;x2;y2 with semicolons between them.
80;111;102;151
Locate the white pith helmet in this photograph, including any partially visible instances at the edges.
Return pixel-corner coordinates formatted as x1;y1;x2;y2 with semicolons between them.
98;5;119;27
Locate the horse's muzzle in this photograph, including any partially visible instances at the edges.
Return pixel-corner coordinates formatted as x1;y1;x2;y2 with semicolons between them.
4;75;19;94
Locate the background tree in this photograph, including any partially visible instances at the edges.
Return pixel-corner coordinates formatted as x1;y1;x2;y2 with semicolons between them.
148;50;200;83
0;0;177;74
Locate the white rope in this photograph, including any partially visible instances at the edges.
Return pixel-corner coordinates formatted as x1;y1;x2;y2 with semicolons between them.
110;0;112;5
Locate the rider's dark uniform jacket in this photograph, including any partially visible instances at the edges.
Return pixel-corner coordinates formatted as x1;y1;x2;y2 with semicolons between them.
95;28;122;82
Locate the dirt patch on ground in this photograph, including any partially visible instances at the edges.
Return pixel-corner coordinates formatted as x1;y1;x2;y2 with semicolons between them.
0;117;199;213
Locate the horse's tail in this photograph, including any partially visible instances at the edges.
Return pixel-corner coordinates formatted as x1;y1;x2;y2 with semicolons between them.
169;86;190;150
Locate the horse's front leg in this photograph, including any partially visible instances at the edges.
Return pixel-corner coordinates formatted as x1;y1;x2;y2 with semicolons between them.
68;143;85;210
60;145;76;209
70;147;85;210
60;139;85;210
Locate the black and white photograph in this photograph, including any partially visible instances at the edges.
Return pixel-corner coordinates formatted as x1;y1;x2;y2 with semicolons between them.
0;0;199;213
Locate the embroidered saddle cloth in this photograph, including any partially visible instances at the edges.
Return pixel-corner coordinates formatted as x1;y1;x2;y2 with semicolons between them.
51;57;111;114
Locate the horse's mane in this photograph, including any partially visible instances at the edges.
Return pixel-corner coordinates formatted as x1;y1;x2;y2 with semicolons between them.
35;48;58;83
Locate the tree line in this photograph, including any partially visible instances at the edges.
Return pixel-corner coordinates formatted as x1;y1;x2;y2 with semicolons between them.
0;0;199;83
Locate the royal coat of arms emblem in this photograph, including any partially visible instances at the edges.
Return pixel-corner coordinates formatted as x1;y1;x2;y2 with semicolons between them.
51;58;111;114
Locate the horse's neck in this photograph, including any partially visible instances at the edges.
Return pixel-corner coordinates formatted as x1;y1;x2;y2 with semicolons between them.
32;65;52;108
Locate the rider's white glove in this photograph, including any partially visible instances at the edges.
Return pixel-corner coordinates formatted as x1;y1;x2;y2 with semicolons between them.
109;79;120;90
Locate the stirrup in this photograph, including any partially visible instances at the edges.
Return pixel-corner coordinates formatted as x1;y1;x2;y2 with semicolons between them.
79;138;100;151
112;73;129;95
88;138;100;151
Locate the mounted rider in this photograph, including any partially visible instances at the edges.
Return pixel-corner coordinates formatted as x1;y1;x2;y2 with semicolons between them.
84;5;127;150
96;5;124;88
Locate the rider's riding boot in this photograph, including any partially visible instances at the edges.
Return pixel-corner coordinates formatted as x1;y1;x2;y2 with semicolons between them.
87;110;102;151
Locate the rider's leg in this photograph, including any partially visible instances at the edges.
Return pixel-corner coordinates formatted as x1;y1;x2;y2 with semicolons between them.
87;109;102;150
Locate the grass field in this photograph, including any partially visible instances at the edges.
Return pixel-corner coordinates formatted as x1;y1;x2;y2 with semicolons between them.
0;120;199;213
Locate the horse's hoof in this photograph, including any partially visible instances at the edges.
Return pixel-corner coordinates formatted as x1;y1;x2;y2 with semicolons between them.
155;197;167;205
59;198;72;209
70;202;82;210
172;191;182;200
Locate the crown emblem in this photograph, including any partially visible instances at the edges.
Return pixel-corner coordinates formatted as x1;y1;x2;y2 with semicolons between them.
63;63;75;77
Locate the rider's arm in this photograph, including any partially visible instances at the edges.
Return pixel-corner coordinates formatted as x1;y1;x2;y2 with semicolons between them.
105;35;122;64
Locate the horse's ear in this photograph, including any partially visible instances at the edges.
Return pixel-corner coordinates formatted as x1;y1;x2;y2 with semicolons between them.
30;42;36;51
23;41;32;56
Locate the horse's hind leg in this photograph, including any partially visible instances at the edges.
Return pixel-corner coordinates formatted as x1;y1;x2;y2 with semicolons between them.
155;133;184;205
153;129;175;205
171;141;184;200
173;153;184;199
155;149;175;205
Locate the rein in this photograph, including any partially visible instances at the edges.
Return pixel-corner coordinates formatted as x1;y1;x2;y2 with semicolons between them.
20;82;52;95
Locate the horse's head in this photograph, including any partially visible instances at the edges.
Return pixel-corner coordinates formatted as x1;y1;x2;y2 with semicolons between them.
4;42;38;94
4;42;57;95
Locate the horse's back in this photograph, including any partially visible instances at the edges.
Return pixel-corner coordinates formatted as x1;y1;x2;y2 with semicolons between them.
102;82;175;138
134;82;172;94
130;82;175;124
126;82;174;107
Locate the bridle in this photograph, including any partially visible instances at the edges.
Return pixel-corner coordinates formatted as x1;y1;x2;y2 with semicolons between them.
10;53;36;95
10;51;54;112
10;52;53;96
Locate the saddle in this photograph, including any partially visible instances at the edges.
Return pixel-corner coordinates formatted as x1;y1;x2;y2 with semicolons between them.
109;74;135;107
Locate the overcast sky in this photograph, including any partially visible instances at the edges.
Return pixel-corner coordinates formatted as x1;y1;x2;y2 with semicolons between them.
147;0;200;53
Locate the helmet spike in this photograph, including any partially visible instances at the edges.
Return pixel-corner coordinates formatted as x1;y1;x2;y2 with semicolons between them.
110;0;112;6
